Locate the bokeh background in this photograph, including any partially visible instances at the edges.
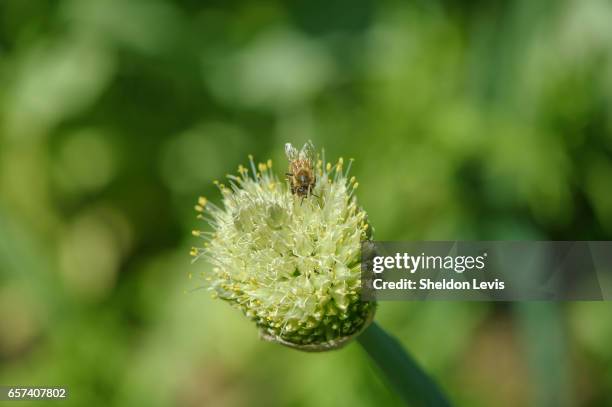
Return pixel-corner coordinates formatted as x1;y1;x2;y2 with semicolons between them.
1;0;612;406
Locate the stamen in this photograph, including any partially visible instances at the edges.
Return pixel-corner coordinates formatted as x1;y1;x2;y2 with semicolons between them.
248;154;258;178
345;158;354;178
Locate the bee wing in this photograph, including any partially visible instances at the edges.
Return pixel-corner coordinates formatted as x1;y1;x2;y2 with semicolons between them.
285;143;299;161
299;140;316;162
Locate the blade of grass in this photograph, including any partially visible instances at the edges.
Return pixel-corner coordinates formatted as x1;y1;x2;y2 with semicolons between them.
357;321;453;407
515;303;571;407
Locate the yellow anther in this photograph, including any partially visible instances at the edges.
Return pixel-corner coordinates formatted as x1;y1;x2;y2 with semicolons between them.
248;154;254;160
267;159;273;168
192;230;201;237
326;163;332;172
190;248;198;256
316;159;322;168
349;176;356;184
198;197;208;206
194;205;204;212
353;182;359;189
213;180;219;185
258;163;267;172
339;157;344;165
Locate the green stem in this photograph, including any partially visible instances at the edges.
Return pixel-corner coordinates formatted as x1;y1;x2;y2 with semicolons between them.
357;322;453;407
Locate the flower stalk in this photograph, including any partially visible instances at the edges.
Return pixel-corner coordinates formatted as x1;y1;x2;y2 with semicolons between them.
358;322;453;407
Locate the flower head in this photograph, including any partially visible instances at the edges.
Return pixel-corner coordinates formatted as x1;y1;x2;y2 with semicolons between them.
192;142;375;351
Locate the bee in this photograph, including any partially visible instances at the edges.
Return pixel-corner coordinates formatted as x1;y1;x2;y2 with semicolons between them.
285;141;317;198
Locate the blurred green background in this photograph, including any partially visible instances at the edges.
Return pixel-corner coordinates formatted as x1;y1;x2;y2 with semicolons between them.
1;0;612;406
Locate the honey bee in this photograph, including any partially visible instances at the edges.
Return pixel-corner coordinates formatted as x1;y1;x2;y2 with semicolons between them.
285;141;317;197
